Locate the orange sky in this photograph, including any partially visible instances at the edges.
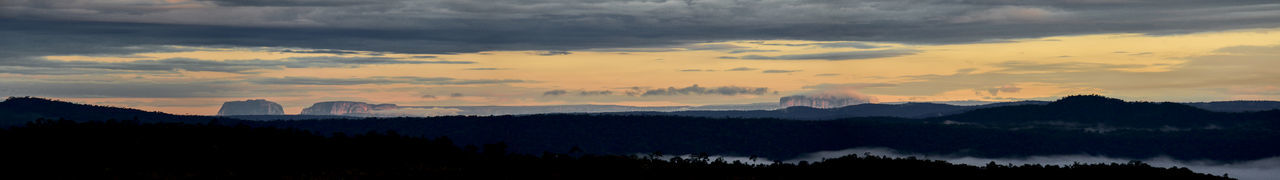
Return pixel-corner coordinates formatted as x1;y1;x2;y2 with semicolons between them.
9;28;1280;115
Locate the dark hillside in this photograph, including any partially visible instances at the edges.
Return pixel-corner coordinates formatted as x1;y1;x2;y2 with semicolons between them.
0;97;229;127
0;119;1231;180
934;95;1278;129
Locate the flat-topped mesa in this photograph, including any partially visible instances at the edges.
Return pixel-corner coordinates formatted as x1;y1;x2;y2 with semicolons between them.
217;99;285;116
780;94;873;109
300;101;398;115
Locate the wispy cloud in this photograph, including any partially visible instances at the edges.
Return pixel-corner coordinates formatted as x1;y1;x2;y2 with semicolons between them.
5;0;1278;56
728;49;781;54
679;69;715;72
750;42;884;49
736;49;920;61
536;50;572;56
543;90;614;96
629;85;770;96
249;76;528;85
281;49;362;55
0;56;473;75
762;70;801;73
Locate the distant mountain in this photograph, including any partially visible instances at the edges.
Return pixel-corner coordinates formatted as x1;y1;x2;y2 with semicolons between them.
402;103;783;116
779;94;871;109
678;102;784;111
881;100;1002;106
411;104;684;116
598;97;1280;121
602;101;1048;120
301;101;398;115
313;99;1280;119
217;99;285;115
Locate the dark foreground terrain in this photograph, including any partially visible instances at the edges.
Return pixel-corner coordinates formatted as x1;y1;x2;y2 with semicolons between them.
0;119;1231;179
2;96;1279;162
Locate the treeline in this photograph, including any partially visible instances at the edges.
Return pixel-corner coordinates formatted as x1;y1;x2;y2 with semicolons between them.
0;97;226;127
244;114;1280;162
935;95;1280;129
0;119;1231;179
4;96;1280;163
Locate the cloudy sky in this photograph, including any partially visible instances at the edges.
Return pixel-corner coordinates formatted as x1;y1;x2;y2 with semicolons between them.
2;0;1279;115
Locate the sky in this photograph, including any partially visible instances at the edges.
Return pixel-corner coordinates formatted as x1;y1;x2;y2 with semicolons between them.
2;0;1279;115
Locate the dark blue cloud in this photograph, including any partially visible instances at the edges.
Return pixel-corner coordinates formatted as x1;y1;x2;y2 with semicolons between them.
0;55;471;74
2;0;1279;56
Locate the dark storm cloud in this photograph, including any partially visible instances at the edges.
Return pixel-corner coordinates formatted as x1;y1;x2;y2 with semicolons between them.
249;76;528;85
737;49;921;61
725;67;758;71
3;1;1277;55
0;56;471;74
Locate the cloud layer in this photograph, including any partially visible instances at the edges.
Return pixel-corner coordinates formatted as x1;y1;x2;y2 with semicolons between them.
5;1;1279;55
736;49;921;61
0;56;471;74
250;76;527;85
543;85;772;97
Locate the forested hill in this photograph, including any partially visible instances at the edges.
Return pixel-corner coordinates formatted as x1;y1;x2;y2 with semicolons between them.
598;96;1280;120
248;114;1280;162
0;119;1232;180
2;95;1279;162
929;95;1280;129
0;97;237;127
